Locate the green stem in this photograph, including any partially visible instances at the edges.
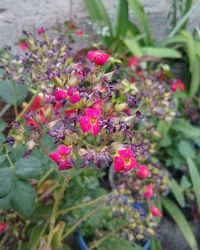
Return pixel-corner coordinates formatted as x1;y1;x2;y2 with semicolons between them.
0;234;8;249
58;192;112;216
5;145;14;169
89;222;127;250
37;166;54;187
62;204;106;240
0;104;11;118
16;88;40;122
47;170;73;245
12;81;18;117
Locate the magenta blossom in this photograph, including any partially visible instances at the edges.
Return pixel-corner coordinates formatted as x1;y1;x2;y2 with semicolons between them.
79;108;101;136
49;145;73;170
144;184;153;199
67;87;81;104
150;205;162;217
138;165;150;180
54;89;67;101
114;148;137;173
37;27;45;35
87;50;110;65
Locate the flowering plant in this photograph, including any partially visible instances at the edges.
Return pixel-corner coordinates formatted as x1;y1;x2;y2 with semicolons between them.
0;30;167;249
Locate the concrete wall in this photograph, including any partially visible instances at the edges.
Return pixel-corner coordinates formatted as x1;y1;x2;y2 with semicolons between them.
0;0;200;48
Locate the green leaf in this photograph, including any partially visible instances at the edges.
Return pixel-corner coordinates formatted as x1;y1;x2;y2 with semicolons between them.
14;157;43;180
189;57;200;97
0;168;13;198
11;179;35;217
115;0;128;37
123;38;143;56
169;179;185;207
126;20;140;38
162;197;198;250
27;224;46;249
172;119;200;138
187;158;200;212
101;237;142;250
0;192;12;209
150;238;162;250
180;175;191;190
127;0;152;45
142;47;181;58
85;0;113;36
0;133;5;144
0;80;28;105
169;0;200;37
178;140;196;160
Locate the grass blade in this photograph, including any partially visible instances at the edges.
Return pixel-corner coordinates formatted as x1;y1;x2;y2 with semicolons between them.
162;197;198;250
187;158;200;212
169;179;185;207
115;0;128;37
127;0;152;45
141;47;181;58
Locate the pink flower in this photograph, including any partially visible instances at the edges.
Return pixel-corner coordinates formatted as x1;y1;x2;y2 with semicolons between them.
138;165;150;180
150;205;162;217
19;41;28;50
74;29;84;36
87;50;110;65
67;87;80;104
65;109;77;118
128;56;139;68
26;109;46;128
79;108;101;136
0;222;7;234
114;148;137;173
171;79;185;92
92;99;102;113
37;27;45;35
49;145;73;170
54;89;67;101
144;184;153;199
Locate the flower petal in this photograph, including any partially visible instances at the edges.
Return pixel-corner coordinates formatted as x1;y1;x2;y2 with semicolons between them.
85;108;100;119
79;116;91;133
57;145;71;155
92;124;100;137
118;148;134;159
49;152;60;163
114;156;124;172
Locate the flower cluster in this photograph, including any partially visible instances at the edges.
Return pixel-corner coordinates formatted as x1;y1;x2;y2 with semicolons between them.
0;30;168;245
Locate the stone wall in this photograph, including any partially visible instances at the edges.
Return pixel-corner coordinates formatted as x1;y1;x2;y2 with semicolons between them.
0;0;200;48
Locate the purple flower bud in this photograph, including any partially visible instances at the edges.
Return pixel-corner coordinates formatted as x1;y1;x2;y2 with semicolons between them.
126;95;137;106
4;136;15;146
136;110;144;119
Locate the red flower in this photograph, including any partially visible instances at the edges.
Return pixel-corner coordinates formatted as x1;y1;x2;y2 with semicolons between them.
144;184;153;199
114;148;137;173
67;87;80;104
26;109;46;128
79;108;101;136
0;222;7;234
49;145;73;170
128;56;139;68
138;165;150;180
19;41;28;50
37;27;45;35
65;109;77;118
87;50;110;65
27;96;42;112
54;89;67;101
74;30;84;36
150;205;162;217
171;79;185;92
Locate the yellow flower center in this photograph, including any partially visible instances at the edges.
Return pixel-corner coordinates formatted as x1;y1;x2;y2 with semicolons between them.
90;118;97;125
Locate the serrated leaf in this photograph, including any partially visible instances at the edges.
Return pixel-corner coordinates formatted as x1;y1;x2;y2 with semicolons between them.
0;80;27;105
11;179;35;217
0;192;12;209
178;140;196;160
162;197;198;250
14;157;43;180
169;179;185;207
187;158;200;212
0;168;13;198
